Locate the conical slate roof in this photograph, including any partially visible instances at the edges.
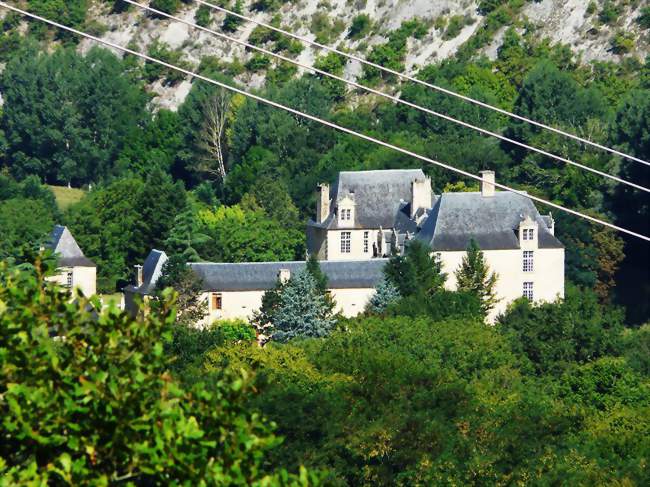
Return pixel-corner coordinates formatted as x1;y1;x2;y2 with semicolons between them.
46;225;96;267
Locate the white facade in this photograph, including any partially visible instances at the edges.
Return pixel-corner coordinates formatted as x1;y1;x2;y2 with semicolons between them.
202;287;376;324
438;247;565;322
47;265;97;297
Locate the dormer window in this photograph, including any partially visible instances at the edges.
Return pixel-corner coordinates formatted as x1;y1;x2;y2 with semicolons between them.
518;215;538;248
337;195;355;228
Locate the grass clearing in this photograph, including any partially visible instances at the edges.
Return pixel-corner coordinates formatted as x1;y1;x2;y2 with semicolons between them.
48;185;86;210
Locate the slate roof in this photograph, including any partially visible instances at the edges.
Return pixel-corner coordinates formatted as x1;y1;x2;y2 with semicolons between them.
46;225;96;267
416;191;563;251
188;259;388;292
123;250;168;295
311;169;428;230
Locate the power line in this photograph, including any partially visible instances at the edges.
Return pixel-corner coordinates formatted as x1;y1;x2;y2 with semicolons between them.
2;2;648;243
121;0;649;193
197;0;650;167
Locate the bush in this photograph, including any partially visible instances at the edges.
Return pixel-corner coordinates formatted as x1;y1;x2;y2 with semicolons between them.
195;4;212;27
347;14;372;40
611;31;634;55
0;258;312;484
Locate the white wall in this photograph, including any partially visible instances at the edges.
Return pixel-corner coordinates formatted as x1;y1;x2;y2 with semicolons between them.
326;229;379;260
330;288;376;317
202;290;266;322
46;266;96;297
438;248;565;322
200;287;376;323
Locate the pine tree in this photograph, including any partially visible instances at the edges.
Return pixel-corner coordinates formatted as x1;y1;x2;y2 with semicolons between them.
271;270;335;342
306;253;328;293
367;278;401;314
455;239;499;316
384;240;446;296
164;207;210;263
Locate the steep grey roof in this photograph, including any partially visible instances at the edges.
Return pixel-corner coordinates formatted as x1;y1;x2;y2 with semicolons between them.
329;169;427;229
417;192;563;251
46;225;96;267
189;259;388;292
123;249;168;295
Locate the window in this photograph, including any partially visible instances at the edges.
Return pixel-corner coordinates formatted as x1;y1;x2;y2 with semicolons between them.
66;271;73;288
340;208;351;221
523;251;534;272
523;228;535;241
523;282;534;300
363;231;369;253
211;292;223;311
340;231;351;253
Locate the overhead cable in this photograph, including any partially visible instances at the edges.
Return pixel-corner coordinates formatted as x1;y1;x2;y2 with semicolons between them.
2;2;648;242
121;0;649;192
197;0;650;167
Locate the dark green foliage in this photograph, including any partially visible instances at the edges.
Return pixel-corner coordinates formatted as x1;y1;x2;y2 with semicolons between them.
455;239;499;316
478;0;508;15
66;171;186;290
150;0;182;15
387;289;482;321
306;254;328;293
222;0;244;32
27;0;88;39
0;175;59;260
1;47;148;185
145;40;189;85
384;240;446;296
638;6;650;29
348;14;372;39
0;259;314;484
599;0;622;25
195;4;212;27
497;286;624;375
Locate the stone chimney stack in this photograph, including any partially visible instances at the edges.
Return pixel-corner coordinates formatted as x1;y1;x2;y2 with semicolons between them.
278;268;291;284
480;170;496;197
316;183;330;223
135;265;144;287
411;176;432;218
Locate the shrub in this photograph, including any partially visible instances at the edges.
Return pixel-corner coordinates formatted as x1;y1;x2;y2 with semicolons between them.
348;14;372;40
0;258;314;484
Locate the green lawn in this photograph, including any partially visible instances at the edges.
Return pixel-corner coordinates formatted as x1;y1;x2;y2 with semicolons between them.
48;185;86;210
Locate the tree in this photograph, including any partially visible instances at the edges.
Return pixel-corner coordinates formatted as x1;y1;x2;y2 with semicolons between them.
384;240;446;296
271;270;336;342
366;277;400;314
222;0;244;32
156;254;207;326
164;206;210;263
0;198;55;260
497;286;624;375
455;239;498;316
306;253;328;293
196;204;305;262
194;89;232;181
0;257;317;484
1;46;147;185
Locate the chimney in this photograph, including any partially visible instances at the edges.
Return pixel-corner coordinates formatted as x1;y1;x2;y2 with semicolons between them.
480;170;495;197
278;268;291;284
135;265;143;287
411;176;432;218
316;183;330;223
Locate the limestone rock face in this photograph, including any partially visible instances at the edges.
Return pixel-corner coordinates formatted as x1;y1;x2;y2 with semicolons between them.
63;0;648;108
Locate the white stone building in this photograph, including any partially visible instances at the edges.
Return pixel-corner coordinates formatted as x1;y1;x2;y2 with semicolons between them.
123;251;386;321
307;169;433;260
307;169;565;321
45;225;97;297
126;169;564;324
